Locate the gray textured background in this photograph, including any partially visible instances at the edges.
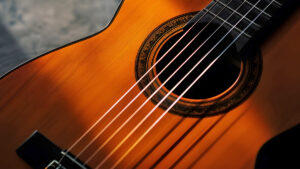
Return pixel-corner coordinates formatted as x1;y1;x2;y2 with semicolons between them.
0;0;121;77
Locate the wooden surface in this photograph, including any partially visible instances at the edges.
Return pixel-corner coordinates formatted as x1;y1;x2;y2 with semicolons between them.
0;0;299;168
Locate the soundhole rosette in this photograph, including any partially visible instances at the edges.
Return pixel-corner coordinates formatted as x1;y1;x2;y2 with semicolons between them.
135;12;262;117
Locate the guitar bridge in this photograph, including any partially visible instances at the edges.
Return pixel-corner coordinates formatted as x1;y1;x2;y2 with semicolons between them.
16;131;90;169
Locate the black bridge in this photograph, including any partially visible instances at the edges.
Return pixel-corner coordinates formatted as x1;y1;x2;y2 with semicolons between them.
16;131;91;169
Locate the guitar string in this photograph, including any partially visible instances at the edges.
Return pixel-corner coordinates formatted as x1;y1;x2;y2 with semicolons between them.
79;0;233;163
102;0;275;168
92;0;269;167
83;0;237;165
59;0;217;164
73;0;222;160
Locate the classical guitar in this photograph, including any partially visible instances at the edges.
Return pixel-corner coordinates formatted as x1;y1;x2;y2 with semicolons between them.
0;0;299;168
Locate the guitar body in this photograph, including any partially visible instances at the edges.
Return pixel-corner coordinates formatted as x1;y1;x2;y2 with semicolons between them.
0;0;299;168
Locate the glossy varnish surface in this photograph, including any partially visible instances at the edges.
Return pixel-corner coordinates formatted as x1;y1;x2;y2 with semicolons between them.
0;0;299;168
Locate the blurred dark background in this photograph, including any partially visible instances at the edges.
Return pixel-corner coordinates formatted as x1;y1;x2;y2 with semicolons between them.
0;0;121;77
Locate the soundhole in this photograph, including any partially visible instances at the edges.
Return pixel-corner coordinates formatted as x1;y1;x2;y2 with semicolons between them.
135;12;262;117
155;24;241;100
